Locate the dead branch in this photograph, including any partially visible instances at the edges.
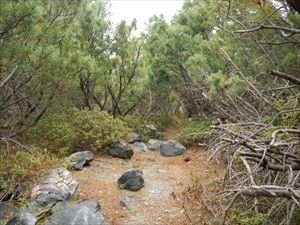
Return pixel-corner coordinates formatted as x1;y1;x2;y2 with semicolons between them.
268;70;300;86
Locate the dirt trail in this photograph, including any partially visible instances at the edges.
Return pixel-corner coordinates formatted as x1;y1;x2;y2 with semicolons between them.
72;126;216;225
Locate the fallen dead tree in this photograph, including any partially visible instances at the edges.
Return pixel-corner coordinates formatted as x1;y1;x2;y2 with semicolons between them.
208;119;300;224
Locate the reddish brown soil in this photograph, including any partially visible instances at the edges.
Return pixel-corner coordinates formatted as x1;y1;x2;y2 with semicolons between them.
72;125;220;225
72;149;218;225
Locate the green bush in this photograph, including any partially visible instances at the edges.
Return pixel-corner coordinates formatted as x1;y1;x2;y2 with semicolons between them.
26;109;129;155
119;115;152;141
146;112;178;129
176;118;212;145
0;150;63;206
234;212;266;225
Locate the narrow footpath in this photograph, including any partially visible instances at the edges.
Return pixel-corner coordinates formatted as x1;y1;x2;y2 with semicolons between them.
72;126;220;225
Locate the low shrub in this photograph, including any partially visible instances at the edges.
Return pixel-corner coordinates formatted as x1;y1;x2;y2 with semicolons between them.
119;115;153;141
176;118;212;145
233;212;267;225
26;109;129;155
0;150;63;206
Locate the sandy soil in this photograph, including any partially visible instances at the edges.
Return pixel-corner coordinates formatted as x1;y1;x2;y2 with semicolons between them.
72;147;215;225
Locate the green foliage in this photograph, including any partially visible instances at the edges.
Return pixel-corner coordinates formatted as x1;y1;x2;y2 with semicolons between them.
206;71;246;100
26;109;129;155
234;212;267;225
261;99;300;133
120;114;175;140
176;118;212;145
146;112;178;129
0;151;63;206
292;208;300;225
119;115;152;141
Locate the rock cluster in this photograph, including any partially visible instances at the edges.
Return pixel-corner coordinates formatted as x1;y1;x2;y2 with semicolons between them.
0;125;188;225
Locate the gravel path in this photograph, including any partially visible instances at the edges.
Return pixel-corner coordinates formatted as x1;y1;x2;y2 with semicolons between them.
72;148;212;225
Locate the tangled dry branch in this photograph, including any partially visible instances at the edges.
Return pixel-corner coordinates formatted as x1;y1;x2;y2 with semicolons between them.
208;121;300;224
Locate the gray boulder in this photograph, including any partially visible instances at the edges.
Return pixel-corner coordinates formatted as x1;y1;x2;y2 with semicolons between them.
148;139;162;151
159;140;186;157
120;195;141;210
132;142;147;153
0;203;36;225
127;132;142;143
30;168;78;200
7;210;37;225
24;193;65;218
66;151;94;170
27;168;78;218
108;140;134;159
118;169;144;191
45;200;106;225
0;203;18;224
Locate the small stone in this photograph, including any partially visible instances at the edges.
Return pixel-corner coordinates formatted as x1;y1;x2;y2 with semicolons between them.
66;151;94;171
120;195;141;210
144;124;157;132
118;169;144;191
127;132;142;143
144;157;156;162
148;139;162;151
132;142;147;153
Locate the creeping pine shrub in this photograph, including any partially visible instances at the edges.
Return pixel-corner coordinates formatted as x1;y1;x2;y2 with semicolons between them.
0;150;63;206
233;212;267;225
26;109;129;155
176;118;212;146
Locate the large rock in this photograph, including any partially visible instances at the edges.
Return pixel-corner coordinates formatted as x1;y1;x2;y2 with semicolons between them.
118;170;144;191
148;139;162;151
127;132;142;143
0;203;36;225
120;195;141;210
24;193;66;218
132;142;147;153
66;151;94;170
45;200;106;225
0;203;18;224
159;140;186;157
7;210;37;225
108;140;134;159
28;168;78;218
31;168;78;200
